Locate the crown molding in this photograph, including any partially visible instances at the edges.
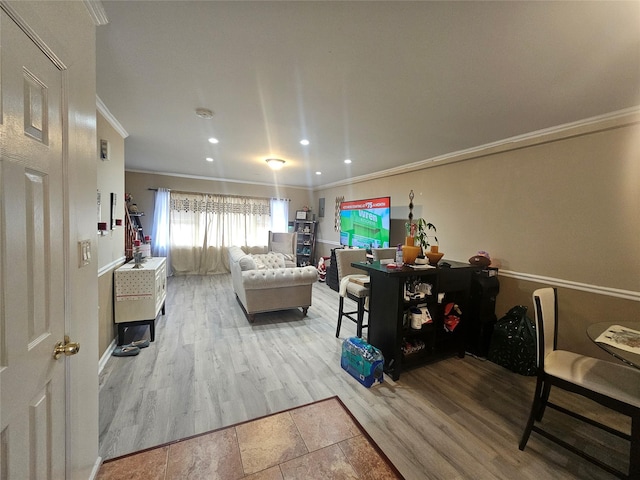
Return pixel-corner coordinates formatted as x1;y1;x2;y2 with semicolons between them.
124;169;311;191
314;106;640;191
83;0;109;26
97;96;129;139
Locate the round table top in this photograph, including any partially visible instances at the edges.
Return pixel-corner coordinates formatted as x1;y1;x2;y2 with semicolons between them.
586;321;640;369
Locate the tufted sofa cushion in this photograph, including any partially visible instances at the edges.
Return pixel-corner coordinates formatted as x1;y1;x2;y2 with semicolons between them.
242;265;319;290
252;252;286;269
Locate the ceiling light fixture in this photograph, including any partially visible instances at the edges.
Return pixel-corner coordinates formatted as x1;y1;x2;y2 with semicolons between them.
265;158;285;170
206;157;214;162
208;137;219;144
344;159;352;164
315;171;322;175
195;108;214;119
300;139;310;146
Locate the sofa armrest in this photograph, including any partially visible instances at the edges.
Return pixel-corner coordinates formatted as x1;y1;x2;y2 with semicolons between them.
241;266;318;290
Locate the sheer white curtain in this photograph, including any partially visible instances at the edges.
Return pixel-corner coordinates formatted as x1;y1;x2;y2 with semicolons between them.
151;188;171;275
170;192;271;275
270;198;289;232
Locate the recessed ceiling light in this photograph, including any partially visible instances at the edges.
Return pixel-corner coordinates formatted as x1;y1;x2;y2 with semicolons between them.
206;157;214;162
208;137;219;144
344;159;352;164
300;139;310;146
195;108;214;119
315;171;322;175
265;158;285;170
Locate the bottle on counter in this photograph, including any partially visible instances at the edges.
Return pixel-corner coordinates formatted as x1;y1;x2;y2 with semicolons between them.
395;244;403;266
133;240;143;268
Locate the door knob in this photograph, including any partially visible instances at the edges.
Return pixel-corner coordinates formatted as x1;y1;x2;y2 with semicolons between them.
53;335;80;359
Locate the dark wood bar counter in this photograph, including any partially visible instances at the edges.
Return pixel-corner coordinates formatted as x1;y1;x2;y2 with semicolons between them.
352;260;477;380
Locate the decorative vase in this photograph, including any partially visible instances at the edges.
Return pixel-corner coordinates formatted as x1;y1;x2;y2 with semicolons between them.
426;251;444;265
402;245;421;265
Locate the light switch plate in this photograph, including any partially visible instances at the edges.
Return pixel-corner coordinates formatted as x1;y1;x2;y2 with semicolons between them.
78;240;91;267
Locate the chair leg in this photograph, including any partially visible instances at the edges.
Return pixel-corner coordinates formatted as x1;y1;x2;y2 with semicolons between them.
536;382;552;421
356;297;365;338
336;297;345;338
631;414;640;478
519;377;545;450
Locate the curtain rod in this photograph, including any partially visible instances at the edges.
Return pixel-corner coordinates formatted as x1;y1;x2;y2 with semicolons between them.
147;188;290;201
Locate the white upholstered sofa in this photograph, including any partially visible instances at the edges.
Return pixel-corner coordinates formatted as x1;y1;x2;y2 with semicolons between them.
228;246;318;322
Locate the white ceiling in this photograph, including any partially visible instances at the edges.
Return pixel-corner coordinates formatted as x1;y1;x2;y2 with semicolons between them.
96;1;640;189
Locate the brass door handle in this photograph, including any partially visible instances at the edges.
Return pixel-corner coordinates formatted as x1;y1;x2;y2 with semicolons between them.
53;335;80;359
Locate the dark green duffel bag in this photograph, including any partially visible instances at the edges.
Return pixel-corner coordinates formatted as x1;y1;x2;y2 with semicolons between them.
488;305;537;376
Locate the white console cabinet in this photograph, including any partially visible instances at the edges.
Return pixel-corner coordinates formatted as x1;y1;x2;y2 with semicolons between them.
114;257;167;345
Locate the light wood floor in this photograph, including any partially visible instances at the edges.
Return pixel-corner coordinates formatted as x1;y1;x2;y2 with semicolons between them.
99;274;629;479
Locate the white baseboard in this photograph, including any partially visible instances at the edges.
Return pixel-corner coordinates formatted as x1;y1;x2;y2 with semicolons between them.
98;339;117;374
88;456;102;480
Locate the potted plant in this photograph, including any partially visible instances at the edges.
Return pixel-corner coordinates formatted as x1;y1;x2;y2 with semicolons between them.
415;218;437;253
415;218;444;265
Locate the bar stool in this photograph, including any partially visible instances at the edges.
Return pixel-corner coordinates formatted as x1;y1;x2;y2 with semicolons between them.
334;249;370;338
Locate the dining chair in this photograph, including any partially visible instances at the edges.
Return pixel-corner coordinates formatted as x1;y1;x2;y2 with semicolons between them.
519;287;640;478
334;248;370;338
371;247;396;262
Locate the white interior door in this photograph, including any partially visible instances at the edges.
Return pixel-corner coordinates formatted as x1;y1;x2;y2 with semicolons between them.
0;10;69;479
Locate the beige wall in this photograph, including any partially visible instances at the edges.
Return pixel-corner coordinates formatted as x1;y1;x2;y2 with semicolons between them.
97;111;127;357
97;111;126;269
98;270;117;359
125;115;640;360
313;113;640;359
496;276;639;360
124;171;316;237
125;114;640;362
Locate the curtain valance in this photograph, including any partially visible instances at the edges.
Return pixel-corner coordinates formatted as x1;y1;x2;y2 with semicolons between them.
170;194;271;216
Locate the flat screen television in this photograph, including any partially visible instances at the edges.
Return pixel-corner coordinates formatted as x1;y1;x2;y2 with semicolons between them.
339;196;391;248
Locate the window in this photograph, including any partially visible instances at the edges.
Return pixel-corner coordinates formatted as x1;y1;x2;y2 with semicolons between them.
169;192;271;274
270;198;289;232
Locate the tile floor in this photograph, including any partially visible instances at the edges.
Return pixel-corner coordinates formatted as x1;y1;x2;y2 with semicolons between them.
96;396;403;480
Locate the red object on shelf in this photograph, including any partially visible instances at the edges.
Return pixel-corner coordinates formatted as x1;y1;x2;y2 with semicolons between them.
115;219;123;226
98;222;108;231
134;240;141;246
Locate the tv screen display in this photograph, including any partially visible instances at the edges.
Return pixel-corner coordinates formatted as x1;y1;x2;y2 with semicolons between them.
340;196;391;248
